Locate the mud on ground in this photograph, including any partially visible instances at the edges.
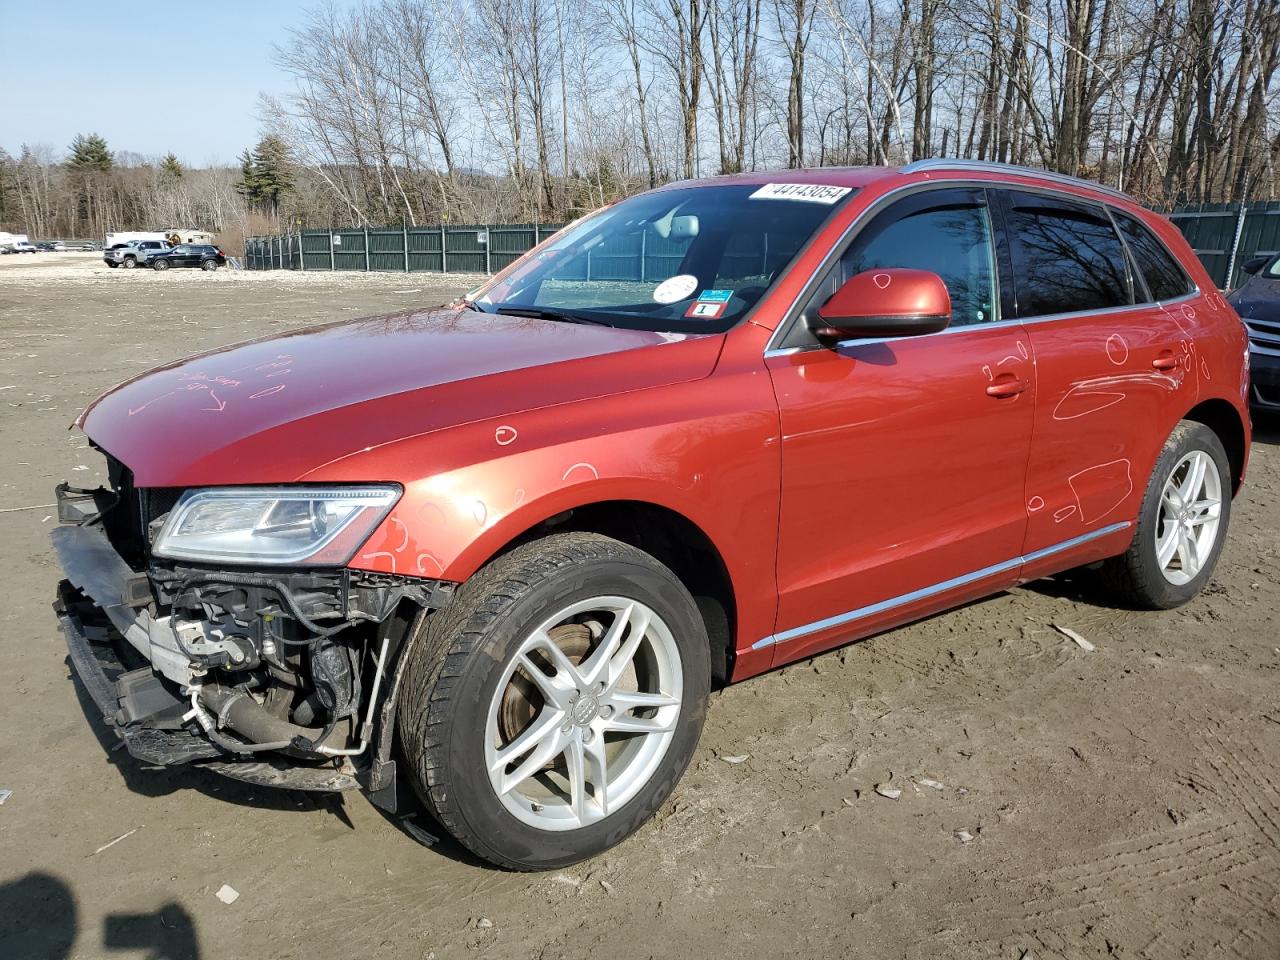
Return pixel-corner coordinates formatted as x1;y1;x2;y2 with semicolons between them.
1;256;1277;959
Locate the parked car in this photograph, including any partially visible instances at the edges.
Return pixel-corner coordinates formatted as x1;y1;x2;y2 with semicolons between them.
149;243;226;271
51;161;1249;870
107;240;170;268
11;241;38;253
1226;254;1280;412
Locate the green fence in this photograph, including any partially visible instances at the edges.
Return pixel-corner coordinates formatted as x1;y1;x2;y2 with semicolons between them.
1165;202;1280;289
248;206;1280;289
245;224;564;275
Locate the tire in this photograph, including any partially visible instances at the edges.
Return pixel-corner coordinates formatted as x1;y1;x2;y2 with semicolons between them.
152;259;170;271
1100;420;1232;609
398;532;711;870
202;259;218;271
122;256;136;269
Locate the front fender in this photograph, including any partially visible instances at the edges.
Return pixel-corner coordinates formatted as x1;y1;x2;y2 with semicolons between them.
312;360;782;665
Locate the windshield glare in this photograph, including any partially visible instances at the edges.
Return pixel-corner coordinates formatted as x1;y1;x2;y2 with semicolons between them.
475;184;854;333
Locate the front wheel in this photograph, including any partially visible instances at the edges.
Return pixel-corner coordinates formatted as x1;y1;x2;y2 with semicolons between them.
121;256;136;269
398;532;711;870
1100;420;1232;608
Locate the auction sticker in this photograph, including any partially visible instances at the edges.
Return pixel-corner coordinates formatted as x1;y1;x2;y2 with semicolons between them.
750;183;852;204
685;301;727;320
653;274;699;303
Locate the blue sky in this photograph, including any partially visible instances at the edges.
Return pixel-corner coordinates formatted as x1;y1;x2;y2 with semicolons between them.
0;2;328;165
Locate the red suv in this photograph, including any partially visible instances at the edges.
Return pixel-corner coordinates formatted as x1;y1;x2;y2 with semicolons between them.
52;161;1250;869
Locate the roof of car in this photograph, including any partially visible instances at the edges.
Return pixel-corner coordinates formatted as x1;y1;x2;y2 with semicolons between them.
659;159;1135;204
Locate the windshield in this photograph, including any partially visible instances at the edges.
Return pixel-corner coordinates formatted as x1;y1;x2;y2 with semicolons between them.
473;183;854;333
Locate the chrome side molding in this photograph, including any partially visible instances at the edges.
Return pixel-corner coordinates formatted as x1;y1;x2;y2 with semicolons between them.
752;521;1132;651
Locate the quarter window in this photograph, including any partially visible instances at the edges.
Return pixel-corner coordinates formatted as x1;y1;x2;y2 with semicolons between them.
838;197;998;327
1004;195;1131;317
1112;211;1193;302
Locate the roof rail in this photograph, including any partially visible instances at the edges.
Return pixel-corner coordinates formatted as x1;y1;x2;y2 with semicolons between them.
899;158;1135;203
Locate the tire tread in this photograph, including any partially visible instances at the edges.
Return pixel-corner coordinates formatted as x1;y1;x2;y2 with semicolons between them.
398;531;698;870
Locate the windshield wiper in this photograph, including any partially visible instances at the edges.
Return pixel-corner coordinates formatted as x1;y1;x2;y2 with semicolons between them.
493;306;614;327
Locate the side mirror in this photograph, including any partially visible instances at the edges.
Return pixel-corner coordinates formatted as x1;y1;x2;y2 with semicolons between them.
1241;255;1270;275
809;268;951;342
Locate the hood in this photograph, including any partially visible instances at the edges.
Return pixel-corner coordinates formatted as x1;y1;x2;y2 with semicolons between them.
82;307;723;486
1227;276;1280;323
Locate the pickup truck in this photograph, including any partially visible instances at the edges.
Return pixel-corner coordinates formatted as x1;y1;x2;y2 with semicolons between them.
106;240;171;268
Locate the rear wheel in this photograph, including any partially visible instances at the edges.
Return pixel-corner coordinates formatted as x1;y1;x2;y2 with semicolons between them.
152;258;169;271
1100;420;1231;609
201;259;219;271
398;532;710;870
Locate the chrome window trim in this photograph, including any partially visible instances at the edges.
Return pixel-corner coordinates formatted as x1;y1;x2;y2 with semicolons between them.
762;176;1202;358
751;521;1132;650
763;291;1200;359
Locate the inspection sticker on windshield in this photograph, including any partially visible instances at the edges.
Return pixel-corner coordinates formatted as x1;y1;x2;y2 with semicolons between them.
685;301;727;320
653;274;699;303
695;289;733;303
750;183;852;204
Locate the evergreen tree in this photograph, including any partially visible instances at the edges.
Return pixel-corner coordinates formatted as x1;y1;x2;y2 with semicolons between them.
235;148;259;202
0;149;14;226
66;134;113;238
67;133;113;173
160;153;184;182
251;135;294;217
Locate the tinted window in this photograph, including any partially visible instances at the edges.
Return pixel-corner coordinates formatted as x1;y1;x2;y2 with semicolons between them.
840;197;997;327
1112;211;1193;301
1004;195;1131;317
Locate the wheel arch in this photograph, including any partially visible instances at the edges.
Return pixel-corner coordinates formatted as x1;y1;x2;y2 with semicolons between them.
467;498;738;687
1182;397;1247;492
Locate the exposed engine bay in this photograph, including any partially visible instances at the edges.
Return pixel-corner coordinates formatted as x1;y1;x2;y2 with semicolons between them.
51;457;454;806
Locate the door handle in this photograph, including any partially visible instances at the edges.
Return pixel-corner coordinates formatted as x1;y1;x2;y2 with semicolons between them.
986;377;1029;398
1152;353;1178;371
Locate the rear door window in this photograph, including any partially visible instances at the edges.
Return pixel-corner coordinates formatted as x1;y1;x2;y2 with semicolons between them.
1001;192;1132;318
1111;211;1194;302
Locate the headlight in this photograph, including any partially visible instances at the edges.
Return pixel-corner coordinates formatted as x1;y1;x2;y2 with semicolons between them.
153;486;400;565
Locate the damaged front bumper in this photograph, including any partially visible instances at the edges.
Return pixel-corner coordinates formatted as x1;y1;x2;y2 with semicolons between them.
51;481;453;801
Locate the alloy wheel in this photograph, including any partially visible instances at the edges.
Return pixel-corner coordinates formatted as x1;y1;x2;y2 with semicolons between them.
483;596;683;831
1155;450;1222;586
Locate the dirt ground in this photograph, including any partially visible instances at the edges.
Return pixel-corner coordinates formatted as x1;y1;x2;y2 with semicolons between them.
1;254;1277;960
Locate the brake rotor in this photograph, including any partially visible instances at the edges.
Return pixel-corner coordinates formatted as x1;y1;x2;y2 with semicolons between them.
497;618;643;772
498;622;593;746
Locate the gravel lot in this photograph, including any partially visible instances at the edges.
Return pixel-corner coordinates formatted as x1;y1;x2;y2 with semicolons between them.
1;254;1278;960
